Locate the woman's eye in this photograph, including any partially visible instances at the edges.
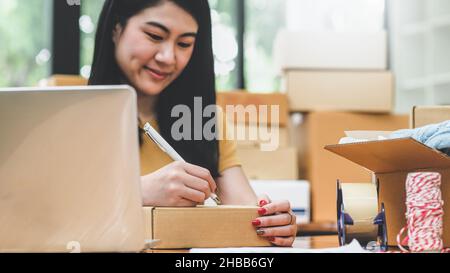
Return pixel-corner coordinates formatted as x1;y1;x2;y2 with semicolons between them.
146;33;163;41
178;42;192;48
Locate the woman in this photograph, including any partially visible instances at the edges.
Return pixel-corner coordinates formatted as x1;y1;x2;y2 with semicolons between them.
89;0;297;247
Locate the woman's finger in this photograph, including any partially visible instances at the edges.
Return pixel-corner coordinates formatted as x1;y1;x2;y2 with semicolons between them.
269;237;296;247
256;224;297;238
253;213;293;228
257;194;271;207
176;198;200;207
181;173;212;199
177;185;207;204
258;200;291;216
182;162;217;193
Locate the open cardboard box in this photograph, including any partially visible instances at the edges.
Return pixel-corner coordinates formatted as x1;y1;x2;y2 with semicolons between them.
143;206;272;249
325;131;450;246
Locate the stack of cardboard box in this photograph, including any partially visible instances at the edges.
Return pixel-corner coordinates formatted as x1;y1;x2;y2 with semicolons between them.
275;30;410;224
217;92;310;224
217;92;297;180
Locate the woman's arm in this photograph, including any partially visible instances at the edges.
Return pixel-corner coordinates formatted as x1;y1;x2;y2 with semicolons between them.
216;166;258;206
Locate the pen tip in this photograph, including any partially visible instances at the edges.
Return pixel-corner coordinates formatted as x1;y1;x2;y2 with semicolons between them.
211;194;222;205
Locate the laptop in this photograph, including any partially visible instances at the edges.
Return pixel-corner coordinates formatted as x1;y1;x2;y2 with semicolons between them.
0;85;146;253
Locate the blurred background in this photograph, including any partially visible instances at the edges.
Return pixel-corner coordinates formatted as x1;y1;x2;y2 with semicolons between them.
0;0;449;113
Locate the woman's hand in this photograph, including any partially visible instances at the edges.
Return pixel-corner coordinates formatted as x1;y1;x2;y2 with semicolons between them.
140;161;217;207
252;194;297;247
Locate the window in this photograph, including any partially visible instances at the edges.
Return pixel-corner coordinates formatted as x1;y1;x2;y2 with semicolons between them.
245;0;287;92
210;0;240;91
389;0;450;113
80;0;104;79
0;0;52;87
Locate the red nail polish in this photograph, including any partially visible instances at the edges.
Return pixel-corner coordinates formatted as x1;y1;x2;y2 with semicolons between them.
258;208;267;215
252;219;261;226
269;237;276;242
259;200;268;207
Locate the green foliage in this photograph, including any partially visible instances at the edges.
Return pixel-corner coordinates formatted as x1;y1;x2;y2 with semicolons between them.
0;0;51;87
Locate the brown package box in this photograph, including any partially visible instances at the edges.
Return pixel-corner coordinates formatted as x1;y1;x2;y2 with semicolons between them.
284;70;394;113
217;91;291;150
217;91;289;127
44;75;88;86
237;147;299;180
231;123;290;149
326;137;450;247
143;206;272;249
412;106;450;128
305;112;409;222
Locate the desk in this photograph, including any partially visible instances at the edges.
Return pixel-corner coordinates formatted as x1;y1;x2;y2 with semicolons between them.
147;236;407;253
298;222;338;236
147;236;339;253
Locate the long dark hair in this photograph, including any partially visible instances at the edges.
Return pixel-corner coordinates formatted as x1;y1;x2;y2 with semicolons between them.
89;0;220;177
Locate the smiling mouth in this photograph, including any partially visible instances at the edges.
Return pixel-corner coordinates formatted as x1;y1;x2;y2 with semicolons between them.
144;66;171;80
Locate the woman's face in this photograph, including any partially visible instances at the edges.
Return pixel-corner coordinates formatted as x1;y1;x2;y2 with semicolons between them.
113;1;198;96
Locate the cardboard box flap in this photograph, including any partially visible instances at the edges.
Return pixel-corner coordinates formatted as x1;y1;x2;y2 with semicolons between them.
344;131;393;140
325;138;450;173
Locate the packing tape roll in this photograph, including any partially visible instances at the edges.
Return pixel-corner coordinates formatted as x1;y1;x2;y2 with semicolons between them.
340;183;379;246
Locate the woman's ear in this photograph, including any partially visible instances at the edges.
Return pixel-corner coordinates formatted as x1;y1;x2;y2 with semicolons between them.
112;23;123;45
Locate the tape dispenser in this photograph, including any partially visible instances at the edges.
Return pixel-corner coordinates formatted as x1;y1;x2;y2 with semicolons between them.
337;180;388;251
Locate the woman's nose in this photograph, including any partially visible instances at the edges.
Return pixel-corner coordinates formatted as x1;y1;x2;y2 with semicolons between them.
155;44;176;66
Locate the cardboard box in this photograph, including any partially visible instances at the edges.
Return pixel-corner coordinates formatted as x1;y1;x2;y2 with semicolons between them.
284;70;394;113
274;30;388;71
412;106;450;128
217;92;289;127
231;123;290;149
143;206;272;249
325;134;450;247
237;147;299;180
42;75;88;86
304;112;409;222
250;180;311;224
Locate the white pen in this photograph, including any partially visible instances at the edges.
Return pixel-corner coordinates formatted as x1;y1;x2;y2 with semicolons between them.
143;122;222;205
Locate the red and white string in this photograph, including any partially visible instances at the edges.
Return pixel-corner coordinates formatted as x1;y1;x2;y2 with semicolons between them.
396;172;446;253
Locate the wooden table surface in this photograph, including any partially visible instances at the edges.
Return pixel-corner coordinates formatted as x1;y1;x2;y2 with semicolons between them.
298;222;338;236
148;236;340;253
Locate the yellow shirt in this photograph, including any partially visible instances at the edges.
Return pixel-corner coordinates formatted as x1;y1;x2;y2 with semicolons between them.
139;114;241;176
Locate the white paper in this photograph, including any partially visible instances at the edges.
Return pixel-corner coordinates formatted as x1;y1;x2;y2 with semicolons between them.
190;240;370;254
